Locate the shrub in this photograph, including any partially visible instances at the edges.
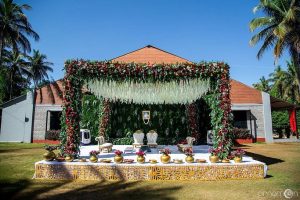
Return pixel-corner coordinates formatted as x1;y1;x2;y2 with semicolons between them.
233;128;252;139
45;130;60;140
111;137;133;145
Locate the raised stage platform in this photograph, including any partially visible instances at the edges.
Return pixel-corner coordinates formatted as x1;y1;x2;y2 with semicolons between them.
34;145;267;181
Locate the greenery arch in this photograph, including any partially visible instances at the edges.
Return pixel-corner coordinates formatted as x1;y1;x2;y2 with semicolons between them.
60;60;233;159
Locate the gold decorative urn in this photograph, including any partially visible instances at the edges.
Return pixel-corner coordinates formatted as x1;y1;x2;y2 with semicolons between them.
43;150;56;161
209;155;219;163
65;155;74;162
160;154;171;164
89;155;98;163
114;155;123;163
137;156;145;164
185;155;194;163
234;156;242;163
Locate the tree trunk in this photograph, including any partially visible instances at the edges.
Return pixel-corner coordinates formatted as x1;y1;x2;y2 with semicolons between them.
30;86;37;143
0;30;3;65
9;71;13;100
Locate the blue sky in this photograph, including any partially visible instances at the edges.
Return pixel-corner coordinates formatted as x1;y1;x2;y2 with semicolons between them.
21;0;290;86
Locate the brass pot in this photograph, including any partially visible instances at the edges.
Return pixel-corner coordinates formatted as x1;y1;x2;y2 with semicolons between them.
209;155;219;163
114;155;123;163
65;155;74;162
160;154;171;164
43;150;56;161
89;155;98;163
137;156;145;164
234;156;242;163
185;155;194;163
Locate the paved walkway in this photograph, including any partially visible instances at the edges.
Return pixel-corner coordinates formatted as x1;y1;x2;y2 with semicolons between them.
273;137;300;143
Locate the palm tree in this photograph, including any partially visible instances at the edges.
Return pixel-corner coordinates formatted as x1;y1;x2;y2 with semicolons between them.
253;76;271;92
2;49;30;99
283;60;300;103
0;0;39;61
27;50;53;143
27;50;53;89
249;0;300;92
269;65;286;98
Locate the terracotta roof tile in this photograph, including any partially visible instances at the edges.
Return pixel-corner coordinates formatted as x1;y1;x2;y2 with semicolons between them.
112;45;191;64
230;79;262;104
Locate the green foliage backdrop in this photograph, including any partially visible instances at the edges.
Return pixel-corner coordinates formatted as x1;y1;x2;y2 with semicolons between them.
109;102;188;144
79;94;212;145
80;95;103;142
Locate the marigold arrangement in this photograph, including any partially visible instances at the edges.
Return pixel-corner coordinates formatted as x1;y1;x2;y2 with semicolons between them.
114;150;123;156
231;148;245;157
89;150;100;156
160;148;171;156
184;148;194;156
209;147;221;156
136;150;146;157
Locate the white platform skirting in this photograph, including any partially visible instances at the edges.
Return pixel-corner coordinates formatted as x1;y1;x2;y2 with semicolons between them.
34;145;267;181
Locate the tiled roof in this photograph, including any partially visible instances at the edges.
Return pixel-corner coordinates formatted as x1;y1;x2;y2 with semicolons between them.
36;46;262;105
112;45;191;64
35;80;63;105
230;79;262;104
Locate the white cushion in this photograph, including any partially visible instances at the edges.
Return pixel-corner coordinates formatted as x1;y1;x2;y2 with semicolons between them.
100;143;112;147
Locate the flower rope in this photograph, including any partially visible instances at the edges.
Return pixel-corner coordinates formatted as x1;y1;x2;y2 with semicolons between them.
86;79;210;104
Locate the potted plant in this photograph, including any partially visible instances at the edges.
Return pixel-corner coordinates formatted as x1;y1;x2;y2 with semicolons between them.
184;148;194;163
89;150;99;163
160;148;171;164
136;150;146;164
43;145;57;161
114;150;123;163
209;147;220;163
231;148;245;163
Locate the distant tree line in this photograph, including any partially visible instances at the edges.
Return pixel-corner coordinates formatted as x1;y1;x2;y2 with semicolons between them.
0;0;54;104
253;60;300;136
250;0;300;137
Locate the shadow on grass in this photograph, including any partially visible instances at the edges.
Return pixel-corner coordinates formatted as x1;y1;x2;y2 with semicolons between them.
233;144;284;165
1;179;181;200
245;151;284;165
43;180;180;200
0;179;72;199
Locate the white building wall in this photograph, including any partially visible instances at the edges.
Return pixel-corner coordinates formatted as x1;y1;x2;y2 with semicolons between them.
262;92;274;143
0;92;33;143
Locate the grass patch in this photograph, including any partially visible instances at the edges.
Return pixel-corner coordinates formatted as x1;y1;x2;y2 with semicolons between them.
0;142;299;199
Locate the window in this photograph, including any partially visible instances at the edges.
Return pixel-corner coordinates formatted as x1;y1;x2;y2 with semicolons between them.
233;111;248;129
49;111;62;130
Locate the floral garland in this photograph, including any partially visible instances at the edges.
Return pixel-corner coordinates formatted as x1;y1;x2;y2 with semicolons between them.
98;99;110;136
62;60;232;157
86;78;210;104
61;62;83;156
187;103;200;142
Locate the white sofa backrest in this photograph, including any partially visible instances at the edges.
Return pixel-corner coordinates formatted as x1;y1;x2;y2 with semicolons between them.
147;131;158;143
133;132;144;143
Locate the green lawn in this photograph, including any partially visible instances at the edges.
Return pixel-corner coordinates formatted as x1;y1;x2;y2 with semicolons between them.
0;142;299;200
